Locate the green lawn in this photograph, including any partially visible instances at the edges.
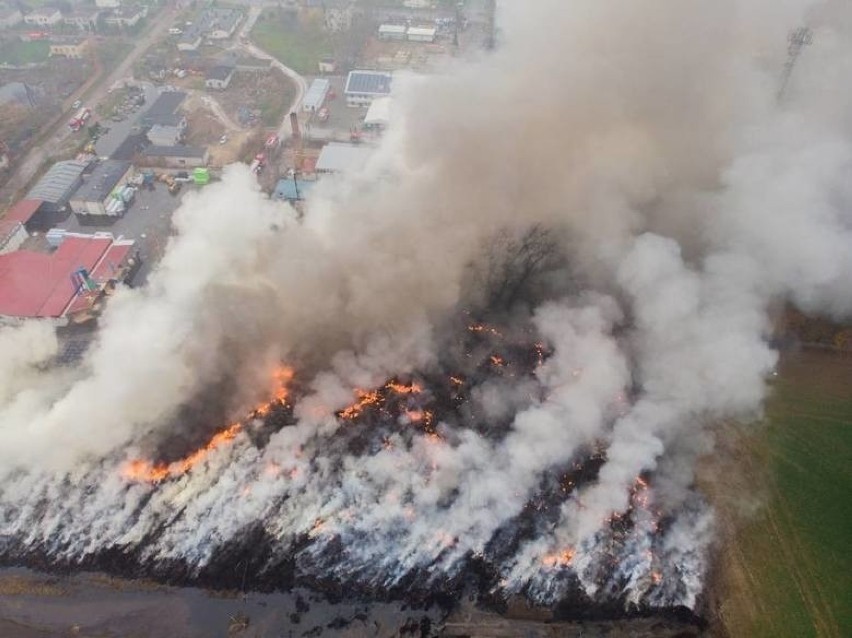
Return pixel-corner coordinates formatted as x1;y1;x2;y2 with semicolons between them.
0;40;50;65
723;353;852;637
251;15;331;75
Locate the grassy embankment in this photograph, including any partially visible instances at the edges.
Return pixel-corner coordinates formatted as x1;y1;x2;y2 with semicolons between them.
714;352;851;637
251;12;331;75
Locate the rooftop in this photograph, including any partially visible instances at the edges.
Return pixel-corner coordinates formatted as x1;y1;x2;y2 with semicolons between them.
303;78;330;109
110;133;150;161
26;160;88;205
274;178;315;201
206;65;234;81
143;145;207;158
71;160;131;203
2;199;42;225
0;235;112;319
315;143;373;173
143;91;186;118
345;70;393;96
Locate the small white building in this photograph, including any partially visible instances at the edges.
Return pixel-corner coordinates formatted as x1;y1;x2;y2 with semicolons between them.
24;9;62;26
344;70;392;107
318;58;337;74
302;78;330;113
378;24;406;41
49;39;90;59
364;96;391;131
407;26;436;43
95;0;121;8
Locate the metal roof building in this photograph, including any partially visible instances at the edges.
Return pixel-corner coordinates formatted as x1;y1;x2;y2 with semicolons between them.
26;160;89;213
315;143;373;174
273;178;315;202
69;160;133;216
344;70;392;106
303;78;330;112
138;91;186;127
0;233;136;324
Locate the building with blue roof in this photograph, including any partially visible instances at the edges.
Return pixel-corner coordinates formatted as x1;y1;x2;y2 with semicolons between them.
273;178;315;202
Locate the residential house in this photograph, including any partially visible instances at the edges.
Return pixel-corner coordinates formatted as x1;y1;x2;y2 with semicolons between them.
49;39;90;59
104;4;147;28
63;8;101;31
177;29;201;51
203;8;242;39
205;65;234;90
24;8;62;26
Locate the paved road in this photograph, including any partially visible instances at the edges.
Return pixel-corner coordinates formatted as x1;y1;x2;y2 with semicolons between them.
0;6;178;207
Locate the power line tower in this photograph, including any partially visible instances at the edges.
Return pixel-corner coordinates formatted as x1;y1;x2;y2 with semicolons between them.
778;26;813;102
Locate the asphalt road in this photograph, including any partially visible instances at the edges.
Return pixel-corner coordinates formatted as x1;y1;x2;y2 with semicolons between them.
0;5;179;207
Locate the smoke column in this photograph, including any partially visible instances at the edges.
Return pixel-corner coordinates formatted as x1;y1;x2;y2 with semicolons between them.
1;0;851;614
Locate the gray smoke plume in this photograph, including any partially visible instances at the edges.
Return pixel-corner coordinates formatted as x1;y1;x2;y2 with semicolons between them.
1;0;851;613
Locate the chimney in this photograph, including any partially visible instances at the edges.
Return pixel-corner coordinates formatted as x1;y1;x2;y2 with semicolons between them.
289;112;301;140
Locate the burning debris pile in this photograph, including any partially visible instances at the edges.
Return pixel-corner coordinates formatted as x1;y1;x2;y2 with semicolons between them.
1;0;852;629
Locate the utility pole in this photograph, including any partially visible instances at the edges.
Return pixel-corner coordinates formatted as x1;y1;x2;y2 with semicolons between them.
778;26;813;102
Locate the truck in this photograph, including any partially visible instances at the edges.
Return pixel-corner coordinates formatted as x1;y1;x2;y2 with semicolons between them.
68;107;91;132
250;152;266;174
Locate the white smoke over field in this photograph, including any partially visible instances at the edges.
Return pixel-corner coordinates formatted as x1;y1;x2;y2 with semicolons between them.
1;0;852;615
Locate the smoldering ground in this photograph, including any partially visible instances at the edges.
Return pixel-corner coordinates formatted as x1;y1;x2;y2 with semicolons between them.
1;0;851;619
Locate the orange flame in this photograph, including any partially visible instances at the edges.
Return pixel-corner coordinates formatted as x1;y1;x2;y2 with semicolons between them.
490;354;505;367
338;389;382;419
468;323;502;337
542;548;575;568
385;380;422;395
121;366;294;484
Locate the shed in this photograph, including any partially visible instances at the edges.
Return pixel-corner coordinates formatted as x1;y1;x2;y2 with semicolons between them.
315;143;373;174
141;145;209;168
26;160;88;214
407;26;436;42
378;24;407;40
303;78;330;112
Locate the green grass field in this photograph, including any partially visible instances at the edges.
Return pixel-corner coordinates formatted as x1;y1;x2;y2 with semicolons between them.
718;352;852;638
251;15;331;75
0;40;50;65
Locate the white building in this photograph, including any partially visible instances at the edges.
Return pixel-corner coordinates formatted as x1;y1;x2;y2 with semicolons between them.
302;78;330;113
24;9;62;26
69;160;135;217
95;0;121;8
378;24;406;41
407;26;436;43
64;9;101;31
204;65;234;90
364;96;391;131
344;70;392;107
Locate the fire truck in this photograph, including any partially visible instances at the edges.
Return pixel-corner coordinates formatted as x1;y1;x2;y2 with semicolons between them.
250;152;266;174
68;107;91;132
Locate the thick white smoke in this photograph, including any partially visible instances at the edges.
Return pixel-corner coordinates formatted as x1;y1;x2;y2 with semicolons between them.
1;0;851;613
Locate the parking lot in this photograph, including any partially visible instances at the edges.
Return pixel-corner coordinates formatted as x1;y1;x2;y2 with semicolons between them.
57;181;189;285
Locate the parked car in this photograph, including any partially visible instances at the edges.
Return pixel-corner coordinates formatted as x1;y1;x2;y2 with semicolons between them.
219;134;228;145
72;99;82;109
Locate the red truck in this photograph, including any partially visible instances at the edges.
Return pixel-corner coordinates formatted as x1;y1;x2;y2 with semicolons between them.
68;107;91;132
